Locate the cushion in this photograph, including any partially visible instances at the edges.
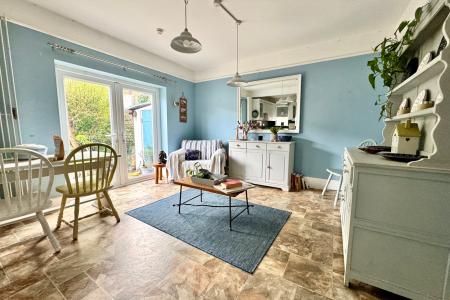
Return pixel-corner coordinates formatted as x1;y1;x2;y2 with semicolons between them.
185;149;201;161
181;140;222;160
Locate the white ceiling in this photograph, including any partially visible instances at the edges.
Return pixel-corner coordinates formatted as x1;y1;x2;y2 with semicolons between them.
24;0;412;80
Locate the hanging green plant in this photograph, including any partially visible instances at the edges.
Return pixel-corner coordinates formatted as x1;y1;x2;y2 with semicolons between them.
367;6;425;119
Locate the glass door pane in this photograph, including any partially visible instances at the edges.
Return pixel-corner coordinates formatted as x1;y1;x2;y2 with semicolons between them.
122;88;155;180
63;77;114;148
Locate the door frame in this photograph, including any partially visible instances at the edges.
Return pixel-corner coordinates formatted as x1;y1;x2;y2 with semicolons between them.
115;82;160;184
54;61;161;186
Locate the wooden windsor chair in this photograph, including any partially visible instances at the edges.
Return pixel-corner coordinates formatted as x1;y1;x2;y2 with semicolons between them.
0;148;61;253
55;143;120;240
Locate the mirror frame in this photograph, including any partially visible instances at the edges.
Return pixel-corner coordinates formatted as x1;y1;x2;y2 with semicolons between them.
237;74;302;134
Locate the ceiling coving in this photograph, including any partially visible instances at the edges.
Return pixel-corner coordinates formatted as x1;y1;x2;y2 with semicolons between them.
22;0;413;81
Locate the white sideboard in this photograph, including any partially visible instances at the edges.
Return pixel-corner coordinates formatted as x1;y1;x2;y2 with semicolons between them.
228;140;295;191
341;148;450;300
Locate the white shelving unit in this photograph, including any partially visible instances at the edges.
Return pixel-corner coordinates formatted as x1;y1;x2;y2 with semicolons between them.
341;1;450;299
385;107;435;122
381;0;450;170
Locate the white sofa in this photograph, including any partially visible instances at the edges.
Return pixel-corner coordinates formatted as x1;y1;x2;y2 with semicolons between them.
167;140;226;181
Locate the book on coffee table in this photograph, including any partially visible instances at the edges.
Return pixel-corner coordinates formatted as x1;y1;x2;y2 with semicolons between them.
220;179;242;189
213;180;255;194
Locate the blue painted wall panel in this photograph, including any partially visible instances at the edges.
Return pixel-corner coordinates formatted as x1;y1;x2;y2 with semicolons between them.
193;55;384;179
7;22;195;153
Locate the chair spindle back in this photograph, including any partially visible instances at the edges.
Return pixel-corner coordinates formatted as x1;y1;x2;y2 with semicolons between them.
0;149;54;217
63;143;118;195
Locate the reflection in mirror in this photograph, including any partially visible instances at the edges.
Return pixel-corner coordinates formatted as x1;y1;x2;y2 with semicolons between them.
238;75;301;133
239;97;248;123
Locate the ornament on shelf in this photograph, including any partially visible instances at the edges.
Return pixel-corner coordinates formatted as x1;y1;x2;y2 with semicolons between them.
417;51;434;71
396;98;411;115
411;89;433;112
436;36;447;56
391;119;421;155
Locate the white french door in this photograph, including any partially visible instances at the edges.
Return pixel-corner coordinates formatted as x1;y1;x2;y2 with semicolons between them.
55;63;160;186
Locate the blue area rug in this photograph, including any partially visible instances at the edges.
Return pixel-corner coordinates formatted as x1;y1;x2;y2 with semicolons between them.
126;189;291;273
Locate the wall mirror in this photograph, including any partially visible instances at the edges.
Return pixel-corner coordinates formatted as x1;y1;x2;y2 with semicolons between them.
238;74;301;133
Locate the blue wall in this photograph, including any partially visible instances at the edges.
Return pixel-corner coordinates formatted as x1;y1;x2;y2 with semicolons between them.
194;55;384;179
7;22;195;153
6;22;384;180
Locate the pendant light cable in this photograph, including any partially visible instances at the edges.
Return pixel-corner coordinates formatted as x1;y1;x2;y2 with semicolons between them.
184;0;188;29
236;22;239;73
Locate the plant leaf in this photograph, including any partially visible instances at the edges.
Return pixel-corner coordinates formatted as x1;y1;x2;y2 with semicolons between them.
398;21;408;33
368;74;376;89
415;7;423;21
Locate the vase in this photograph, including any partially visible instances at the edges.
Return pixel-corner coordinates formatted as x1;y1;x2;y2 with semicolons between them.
242;131;248;141
271;133;278;142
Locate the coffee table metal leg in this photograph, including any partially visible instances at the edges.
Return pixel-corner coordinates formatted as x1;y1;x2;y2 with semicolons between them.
229;196;232;231
246;190;250;214
178;185;182;214
200;190;203;202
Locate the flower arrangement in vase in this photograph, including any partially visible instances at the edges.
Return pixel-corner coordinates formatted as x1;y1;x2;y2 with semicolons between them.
237;121;258;140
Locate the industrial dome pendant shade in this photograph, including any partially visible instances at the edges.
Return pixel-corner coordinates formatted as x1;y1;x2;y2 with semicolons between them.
171;0;202;53
227;22;247;87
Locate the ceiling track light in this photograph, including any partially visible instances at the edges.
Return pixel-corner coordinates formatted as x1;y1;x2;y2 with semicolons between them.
214;0;247;87
171;0;202;54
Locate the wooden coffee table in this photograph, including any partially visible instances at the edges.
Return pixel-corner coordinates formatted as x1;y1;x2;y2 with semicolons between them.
173;177;255;230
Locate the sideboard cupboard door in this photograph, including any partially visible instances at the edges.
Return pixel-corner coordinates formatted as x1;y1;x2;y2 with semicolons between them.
246;149;266;183
229;148;246;179
266;150;288;185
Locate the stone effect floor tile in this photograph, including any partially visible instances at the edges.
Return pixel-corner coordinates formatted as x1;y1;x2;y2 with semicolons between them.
284;254;333;298
0;180;405;299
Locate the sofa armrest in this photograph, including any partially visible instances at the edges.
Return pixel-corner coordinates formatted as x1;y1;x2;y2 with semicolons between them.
169;148;186;162
167;148;186;181
210;148;227;175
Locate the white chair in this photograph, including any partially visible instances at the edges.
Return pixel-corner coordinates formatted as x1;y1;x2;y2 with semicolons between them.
167;140;226;181
322;139;376;207
0;148;61;253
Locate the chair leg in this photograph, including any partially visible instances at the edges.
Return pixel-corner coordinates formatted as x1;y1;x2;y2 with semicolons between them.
36;211;61;253
155;167;160;184
73;197;80;241
55;195;67;230
334;175;343;208
322;173;333;196
103;191;120;222
96;193;103;211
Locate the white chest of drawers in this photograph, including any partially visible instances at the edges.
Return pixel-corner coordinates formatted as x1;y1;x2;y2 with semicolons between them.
228;140;295;191
341;148;450;300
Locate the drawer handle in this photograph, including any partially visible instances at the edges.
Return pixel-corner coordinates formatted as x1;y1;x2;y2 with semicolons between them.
236;144;240;147
277;146;282;149
256;145;260;148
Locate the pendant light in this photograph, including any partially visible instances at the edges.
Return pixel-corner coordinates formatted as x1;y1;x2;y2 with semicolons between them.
171;0;202;53
227;22;247;87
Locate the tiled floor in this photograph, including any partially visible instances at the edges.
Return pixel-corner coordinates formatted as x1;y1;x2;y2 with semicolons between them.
0;180;406;299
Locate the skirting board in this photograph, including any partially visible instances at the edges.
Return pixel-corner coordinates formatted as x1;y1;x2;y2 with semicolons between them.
304;177;340;190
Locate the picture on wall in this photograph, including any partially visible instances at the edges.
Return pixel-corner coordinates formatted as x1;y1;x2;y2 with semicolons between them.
179;96;187;123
